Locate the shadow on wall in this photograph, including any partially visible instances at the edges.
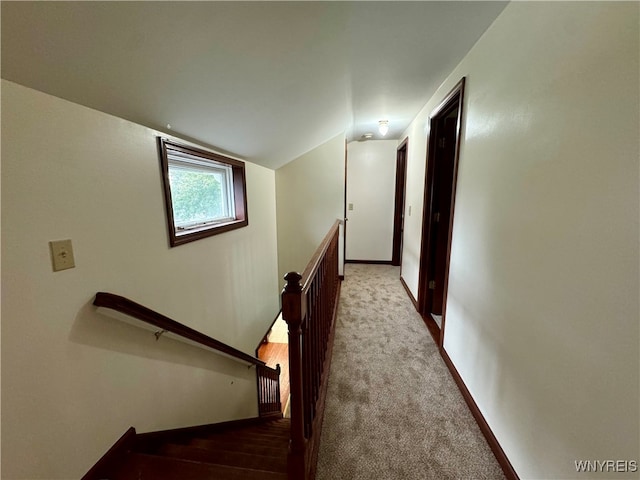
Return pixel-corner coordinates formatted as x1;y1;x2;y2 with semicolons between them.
69;298;254;378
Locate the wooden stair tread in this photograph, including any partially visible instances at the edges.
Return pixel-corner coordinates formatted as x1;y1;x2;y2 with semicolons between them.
92;416;292;478
264;420;290;427
246;427;291;435
159;443;287;472
191;437;288;456
249;423;290;434
250;425;290;433
256;419;290;427
207;430;289;444
113;452;287;480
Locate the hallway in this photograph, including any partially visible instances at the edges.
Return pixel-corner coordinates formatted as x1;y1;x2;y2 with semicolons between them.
316;264;504;479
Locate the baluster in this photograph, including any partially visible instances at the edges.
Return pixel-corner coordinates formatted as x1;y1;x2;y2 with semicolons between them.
263;369;267;411
303;321;308;435
315;277;322;406
317;270;324;375
315;277;321;405
267;369;272;410
275;363;282;411
256;365;265;415
257;369;261;416
259;366;264;415
264;369;268;412
314;279;319;407
310;282;317;415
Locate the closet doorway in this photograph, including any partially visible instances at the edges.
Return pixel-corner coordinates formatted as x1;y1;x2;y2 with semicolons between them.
418;78;465;346
392;138;408;267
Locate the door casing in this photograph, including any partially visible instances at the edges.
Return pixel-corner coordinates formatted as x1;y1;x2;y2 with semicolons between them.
417;77;466;347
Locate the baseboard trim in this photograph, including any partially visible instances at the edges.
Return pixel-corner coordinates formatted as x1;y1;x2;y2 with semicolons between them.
440;348;519;480
345;259;393;265
421;313;441;346
399;275;419;310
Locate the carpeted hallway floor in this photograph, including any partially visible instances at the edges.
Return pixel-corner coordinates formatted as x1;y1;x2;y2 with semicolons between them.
316;264;505;480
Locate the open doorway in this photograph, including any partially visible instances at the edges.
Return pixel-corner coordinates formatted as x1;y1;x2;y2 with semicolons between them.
418;78;466;347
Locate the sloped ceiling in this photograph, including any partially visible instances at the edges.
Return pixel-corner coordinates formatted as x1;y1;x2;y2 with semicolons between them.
1;1;507;169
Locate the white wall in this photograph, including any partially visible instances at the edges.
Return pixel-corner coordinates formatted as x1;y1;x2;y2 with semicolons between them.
275;134;345;284
400;3;639;479
345;140;397;262
1;80;281;479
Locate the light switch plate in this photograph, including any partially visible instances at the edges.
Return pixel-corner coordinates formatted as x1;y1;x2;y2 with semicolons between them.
49;239;75;271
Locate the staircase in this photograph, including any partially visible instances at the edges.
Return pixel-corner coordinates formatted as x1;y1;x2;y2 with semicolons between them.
110;418;290;480
85;222;341;480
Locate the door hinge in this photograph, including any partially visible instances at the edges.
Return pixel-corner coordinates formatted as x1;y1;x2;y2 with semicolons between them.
428;280;436;290
438;137;446;148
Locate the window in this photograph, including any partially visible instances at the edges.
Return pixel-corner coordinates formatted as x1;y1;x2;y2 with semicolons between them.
158;138;248;246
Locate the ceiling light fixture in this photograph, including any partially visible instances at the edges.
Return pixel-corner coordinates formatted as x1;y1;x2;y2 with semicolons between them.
378;120;389;136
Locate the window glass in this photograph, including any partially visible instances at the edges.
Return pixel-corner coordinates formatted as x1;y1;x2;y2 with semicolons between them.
168;160;233;229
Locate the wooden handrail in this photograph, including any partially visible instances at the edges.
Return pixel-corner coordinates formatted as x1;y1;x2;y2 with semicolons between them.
93;292;266;367
282;220;342;479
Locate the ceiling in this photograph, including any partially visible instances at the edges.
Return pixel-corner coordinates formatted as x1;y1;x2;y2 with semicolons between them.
1;1;507;169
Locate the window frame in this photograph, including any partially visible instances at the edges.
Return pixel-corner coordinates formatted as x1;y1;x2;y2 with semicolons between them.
158;137;248;247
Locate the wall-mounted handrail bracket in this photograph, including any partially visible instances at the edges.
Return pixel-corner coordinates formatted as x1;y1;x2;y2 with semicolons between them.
153;329;167;341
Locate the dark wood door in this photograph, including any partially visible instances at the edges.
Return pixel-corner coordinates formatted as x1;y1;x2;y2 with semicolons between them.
392;139;408;266
428;116;457;315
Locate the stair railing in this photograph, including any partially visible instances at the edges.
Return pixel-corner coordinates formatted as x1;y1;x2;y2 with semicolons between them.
257;363;282;416
282;220;342;480
93;292;281;416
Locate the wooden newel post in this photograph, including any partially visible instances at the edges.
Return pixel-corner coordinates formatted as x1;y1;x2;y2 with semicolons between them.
282;271;307;478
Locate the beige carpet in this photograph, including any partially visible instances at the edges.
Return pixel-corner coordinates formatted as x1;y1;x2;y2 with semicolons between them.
316;264;506;480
